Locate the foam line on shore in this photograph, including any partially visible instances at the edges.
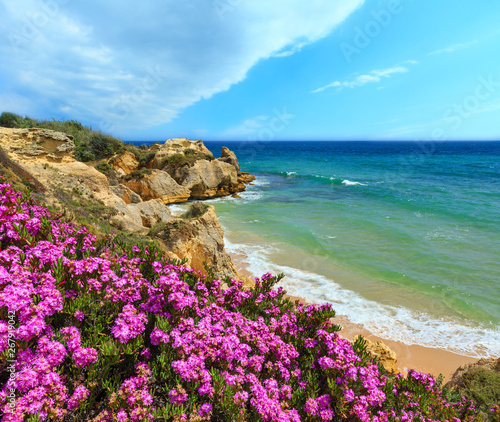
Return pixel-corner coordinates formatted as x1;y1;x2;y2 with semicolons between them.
224;238;500;359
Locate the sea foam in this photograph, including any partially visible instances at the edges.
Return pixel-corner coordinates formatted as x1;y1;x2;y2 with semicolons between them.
224;237;500;359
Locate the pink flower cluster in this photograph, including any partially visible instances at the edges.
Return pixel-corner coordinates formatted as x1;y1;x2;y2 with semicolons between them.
0;182;478;421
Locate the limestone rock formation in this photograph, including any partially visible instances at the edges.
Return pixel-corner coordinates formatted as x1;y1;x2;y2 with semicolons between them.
171;159;239;199
111;184;142;204
355;336;398;373
155;205;238;280
237;172;256;191
0;128;251;281
238;172;256;184
123;170;191;204
218;146;240;172
152;138;214;168
0;127;74;162
111;151;139;176
127;199;173;228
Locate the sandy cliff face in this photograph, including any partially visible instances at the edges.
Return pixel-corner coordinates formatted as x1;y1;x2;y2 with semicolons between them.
155;205;238;280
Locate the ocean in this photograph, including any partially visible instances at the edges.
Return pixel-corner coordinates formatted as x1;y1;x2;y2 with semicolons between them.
136;140;500;358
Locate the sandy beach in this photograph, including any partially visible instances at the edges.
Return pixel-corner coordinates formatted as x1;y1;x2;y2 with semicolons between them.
232;254;477;382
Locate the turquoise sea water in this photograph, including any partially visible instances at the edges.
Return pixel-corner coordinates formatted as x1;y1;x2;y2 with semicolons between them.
138;140;500;357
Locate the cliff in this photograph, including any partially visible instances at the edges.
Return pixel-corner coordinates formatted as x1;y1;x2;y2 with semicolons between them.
0;128;254;280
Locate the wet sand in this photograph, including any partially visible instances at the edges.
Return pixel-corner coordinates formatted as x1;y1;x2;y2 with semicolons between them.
233;255;477;382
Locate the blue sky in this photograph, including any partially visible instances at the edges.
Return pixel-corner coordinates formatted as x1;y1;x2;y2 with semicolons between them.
1;0;499;141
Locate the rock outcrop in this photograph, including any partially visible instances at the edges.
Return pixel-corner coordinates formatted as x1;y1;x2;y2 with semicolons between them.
155;204;238;280
218;146;240;172
152;138;214;168
111;184;142;204
127;199;173;228
110;151;139;176
123;170;191;204
0;127;74;162
169;159;239;199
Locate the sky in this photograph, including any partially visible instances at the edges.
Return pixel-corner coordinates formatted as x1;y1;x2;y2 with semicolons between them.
1;0;500;141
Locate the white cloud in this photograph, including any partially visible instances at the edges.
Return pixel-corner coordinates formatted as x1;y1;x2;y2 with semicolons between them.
428;40;478;56
312;62;416;93
0;0;364;134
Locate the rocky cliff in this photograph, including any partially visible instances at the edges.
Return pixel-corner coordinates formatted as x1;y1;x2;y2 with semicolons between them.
0;128;253;280
112;137;256;201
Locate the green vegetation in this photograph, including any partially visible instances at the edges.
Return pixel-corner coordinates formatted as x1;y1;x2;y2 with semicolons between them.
0;111;125;162
447;365;500;421
94;160;113;175
122;168;153;181
180;202;209;219
147;220;168;237
162;150;214;169
0;111;23;128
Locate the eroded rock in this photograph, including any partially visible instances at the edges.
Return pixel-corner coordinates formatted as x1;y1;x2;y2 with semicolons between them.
123;170;191;204
111;184;142;204
111;151;139;176
153;138;214;168
355;336;398;373
0;127;74;162
218;146;240;172
155;205;238;280
173;160;239;199
127;199;173;228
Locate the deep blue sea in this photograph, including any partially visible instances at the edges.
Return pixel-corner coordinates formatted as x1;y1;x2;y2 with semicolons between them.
134;140;500;358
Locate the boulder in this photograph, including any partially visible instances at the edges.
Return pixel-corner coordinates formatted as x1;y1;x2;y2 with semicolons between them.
127;199;173;228
218;146;240;172
155;205;238;280
355;336;398;373
173;160;239;199
111;184;142;204
123;170;191;204
111;151;139;176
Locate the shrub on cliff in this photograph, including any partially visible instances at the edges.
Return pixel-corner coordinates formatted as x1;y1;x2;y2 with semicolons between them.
0;183;485;421
0;112;124;162
0;112;22;128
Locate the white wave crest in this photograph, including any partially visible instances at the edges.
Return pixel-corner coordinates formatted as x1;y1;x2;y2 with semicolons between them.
224;238;500;359
342;179;367;186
